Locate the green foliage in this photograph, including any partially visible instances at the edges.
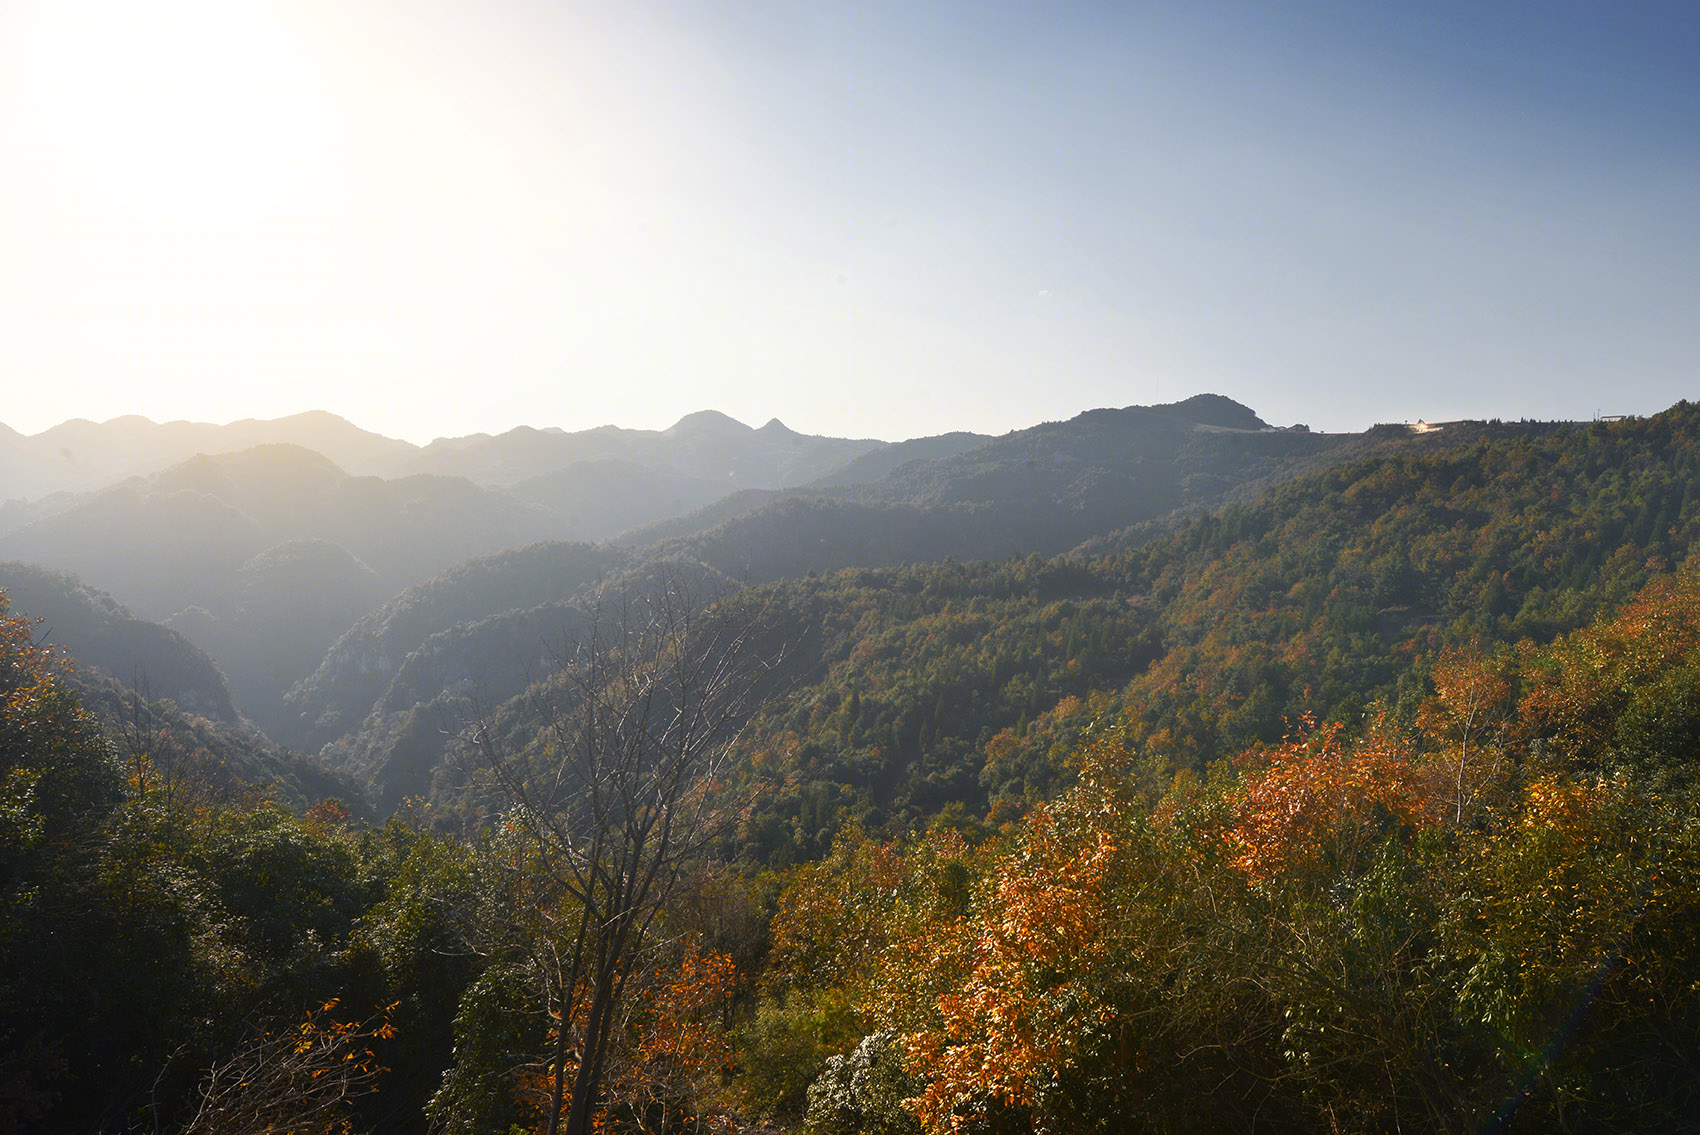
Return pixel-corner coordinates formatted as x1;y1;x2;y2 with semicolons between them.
428;966;542;1135
803;1031;922;1135
0;596;124;864
0;592;501;1133
735;989;862;1124
733;556;1158;849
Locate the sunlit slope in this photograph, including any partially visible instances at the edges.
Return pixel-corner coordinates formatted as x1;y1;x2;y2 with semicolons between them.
382;403;1700;845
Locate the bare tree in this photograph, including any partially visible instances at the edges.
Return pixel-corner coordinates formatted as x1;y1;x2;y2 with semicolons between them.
467;570;784;1135
114;675;165;798
107;674;241;810
177;1000;395;1135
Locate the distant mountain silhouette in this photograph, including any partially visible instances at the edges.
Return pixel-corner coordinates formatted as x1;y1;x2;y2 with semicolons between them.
508;459;731;541
0;445;565;619
389;411;883;489
0;411;416;499
611;489;788;549
0;411;938;551
165;539;390;739
1149;392;1270;430
808;431;993;488
0;446;577;736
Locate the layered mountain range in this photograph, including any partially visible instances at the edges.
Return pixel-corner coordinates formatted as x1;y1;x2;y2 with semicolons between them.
0;407;938;502
0;393;1574;814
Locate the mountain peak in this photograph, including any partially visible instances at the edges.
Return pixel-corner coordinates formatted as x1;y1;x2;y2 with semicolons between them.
264;410;362;431
101;414;161;431
666;410;753;437
1147;393;1267;431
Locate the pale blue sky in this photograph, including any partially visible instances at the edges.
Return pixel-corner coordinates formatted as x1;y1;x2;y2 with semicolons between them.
1;0;1694;441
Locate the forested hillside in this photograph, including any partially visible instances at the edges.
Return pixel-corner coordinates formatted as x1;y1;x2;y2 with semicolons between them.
4;401;1700;1133
0;561;239;723
342;407;1700;850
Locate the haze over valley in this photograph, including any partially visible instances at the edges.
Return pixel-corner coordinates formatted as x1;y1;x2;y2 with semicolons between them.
3;1;1697;1130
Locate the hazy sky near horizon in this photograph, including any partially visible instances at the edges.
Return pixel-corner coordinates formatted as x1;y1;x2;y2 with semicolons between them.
1;0;1694;443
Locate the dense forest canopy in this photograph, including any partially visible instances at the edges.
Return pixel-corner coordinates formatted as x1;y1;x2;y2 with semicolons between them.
4;401;1700;1132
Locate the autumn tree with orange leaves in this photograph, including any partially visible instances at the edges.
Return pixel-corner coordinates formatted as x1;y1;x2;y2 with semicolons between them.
507;934;736;1135
1417;643;1515;826
884;732;1285;1133
1223;715;1432;884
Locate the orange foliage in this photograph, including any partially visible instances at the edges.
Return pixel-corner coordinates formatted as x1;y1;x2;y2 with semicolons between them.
1519;568;1700;758
1419;644;1511;746
1223;716;1431;883
515;937;736;1135
0;600;77;744
628;938;738;1082
907;803;1118;1125
1417;644;1514;825
1520;773;1625;846
304;798;353;834
179;1000;398;1135
899;735;1146;1130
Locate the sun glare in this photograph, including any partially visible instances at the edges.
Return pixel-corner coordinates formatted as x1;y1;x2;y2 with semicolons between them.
24;0;330;224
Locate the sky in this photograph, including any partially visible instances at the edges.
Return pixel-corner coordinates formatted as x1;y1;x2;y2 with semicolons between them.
0;0;1695;443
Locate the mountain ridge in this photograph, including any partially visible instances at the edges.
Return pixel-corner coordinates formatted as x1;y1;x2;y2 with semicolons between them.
1;398;1277;504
